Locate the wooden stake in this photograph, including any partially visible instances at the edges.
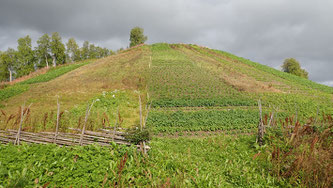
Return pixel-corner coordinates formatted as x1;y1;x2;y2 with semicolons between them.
54;97;60;144
257;99;264;146
139;94;142;130
79;101;95;146
144;103;151;127
15;104;25;145
113;108;118;142
15;103;32;145
295;104;298;123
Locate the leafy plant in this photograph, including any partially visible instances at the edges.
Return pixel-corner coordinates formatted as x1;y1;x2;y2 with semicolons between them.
125;127;152;144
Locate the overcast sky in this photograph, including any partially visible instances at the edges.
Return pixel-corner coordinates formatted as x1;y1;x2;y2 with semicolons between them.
0;0;332;86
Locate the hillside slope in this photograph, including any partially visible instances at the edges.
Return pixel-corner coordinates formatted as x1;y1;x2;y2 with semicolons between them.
0;43;332;133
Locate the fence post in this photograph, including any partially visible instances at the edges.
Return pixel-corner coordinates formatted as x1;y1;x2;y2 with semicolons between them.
257;99;264;146
15;103;32;145
14;104;25;145
54;97;60;144
113;108;119;142
79;101;95;146
139;94;142;131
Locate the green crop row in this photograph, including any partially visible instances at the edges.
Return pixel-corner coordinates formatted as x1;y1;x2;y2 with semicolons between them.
19;61;90;85
149;43;254;108
151;97;256;108
147;109;289;132
0;61;90;103
0;135;288;187
0;84;30;102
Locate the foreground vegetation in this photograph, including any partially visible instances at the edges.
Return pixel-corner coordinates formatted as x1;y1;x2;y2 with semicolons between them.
0;135;284;187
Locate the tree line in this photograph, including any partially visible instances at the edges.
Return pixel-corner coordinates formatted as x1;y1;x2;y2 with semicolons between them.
0;32;113;82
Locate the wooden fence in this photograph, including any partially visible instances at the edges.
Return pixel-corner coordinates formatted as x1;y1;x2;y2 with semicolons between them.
0;128;150;151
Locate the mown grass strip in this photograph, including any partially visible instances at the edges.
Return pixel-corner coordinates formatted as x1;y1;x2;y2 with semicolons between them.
0;61;90;102
0;84;30;102
19;61;90;85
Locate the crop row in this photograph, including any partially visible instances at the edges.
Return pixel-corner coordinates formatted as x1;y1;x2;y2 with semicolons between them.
149;44;253;108
146;109;290;133
19;61;90;85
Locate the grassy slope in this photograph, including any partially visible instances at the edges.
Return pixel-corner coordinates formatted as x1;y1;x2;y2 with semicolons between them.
1;43;331;132
0;46;150;131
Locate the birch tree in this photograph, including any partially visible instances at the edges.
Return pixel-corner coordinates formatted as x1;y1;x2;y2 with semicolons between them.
50;32;66;67
36;34;51;68
17;35;35;77
66;38;79;62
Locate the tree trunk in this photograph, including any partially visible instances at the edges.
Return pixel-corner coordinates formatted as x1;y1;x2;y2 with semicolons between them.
9;70;12;82
45;54;49;68
52;55;56;67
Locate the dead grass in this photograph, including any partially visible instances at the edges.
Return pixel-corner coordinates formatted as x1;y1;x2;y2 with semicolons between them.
265;116;333;187
175;45;281;93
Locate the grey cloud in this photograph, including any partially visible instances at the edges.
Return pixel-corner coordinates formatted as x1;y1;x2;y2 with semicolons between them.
0;0;332;85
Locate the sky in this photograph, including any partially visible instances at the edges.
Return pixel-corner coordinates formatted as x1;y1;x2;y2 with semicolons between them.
0;0;332;86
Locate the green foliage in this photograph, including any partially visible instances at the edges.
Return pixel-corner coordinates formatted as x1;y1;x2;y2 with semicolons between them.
146;109;281;133
50;32;66;66
129;27;147;47
66;38;79;62
0;143;139;187
125;128;152;144
0;135;286;187
0;84;29;102
282;58;308;79
36;34;51;68
16;35;35;77
0;48;17;82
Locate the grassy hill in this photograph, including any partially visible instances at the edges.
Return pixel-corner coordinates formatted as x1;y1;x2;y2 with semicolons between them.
0;43;332;187
1;43;332;133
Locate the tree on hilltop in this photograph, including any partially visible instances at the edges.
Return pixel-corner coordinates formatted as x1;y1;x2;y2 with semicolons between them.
129;27;147;47
17;35;35;76
66;38;79;62
36;34;51;68
0;48;18;82
50;32;66;67
282;58;308;79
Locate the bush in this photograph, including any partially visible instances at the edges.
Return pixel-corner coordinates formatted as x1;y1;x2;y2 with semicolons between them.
125;127;152;145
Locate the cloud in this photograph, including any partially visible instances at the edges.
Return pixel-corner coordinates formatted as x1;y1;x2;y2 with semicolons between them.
0;0;332;85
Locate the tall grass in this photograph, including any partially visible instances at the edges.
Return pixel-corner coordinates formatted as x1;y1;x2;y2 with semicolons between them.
262;115;333;187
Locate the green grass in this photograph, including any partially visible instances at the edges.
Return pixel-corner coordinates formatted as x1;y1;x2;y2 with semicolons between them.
19;61;90;85
0;61;90;103
0;84;30;102
0;135;288;187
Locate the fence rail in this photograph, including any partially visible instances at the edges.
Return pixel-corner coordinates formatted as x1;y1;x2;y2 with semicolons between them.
0;129;150;151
